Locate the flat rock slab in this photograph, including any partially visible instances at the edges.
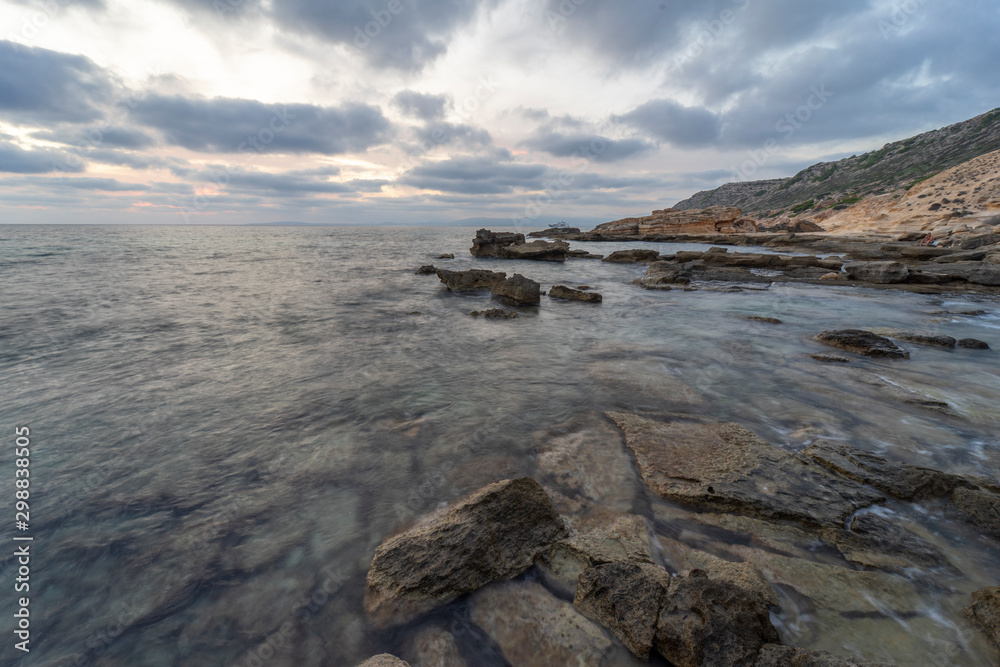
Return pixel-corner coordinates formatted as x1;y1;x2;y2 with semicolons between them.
815;330;910;358
870;328;957;348
844;261;910;284
602;249;661;263
364;477;567;628
966;586;1000;648
953;487;1000;538
606;412;883;527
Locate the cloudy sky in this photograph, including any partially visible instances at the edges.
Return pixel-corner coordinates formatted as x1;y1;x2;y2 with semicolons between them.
1;0;997;225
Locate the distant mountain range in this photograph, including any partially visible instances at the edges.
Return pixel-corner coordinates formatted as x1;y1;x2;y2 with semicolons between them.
674;108;1000;217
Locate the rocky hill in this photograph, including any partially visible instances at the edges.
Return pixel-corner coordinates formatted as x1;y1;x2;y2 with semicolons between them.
674;108;1000;217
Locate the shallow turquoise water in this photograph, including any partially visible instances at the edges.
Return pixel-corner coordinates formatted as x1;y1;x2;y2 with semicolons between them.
1;225;999;666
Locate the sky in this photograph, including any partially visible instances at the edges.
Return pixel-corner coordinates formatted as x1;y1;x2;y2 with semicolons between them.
0;0;998;226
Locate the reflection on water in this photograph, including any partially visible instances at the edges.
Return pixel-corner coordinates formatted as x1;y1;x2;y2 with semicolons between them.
1;225;998;666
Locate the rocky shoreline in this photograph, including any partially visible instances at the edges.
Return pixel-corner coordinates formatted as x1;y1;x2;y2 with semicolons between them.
364;218;1000;666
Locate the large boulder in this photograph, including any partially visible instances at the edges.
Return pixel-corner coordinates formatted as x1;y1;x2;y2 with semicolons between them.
843;261;910;284
364;478;567;628
605;412;883;527
470;229;568;261
654;571;780;667
470;229;524;257
492;273;541;305
549;285;603;302
815;330;910;358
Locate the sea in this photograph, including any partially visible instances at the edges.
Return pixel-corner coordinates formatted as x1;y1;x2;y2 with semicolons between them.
1;224;999;666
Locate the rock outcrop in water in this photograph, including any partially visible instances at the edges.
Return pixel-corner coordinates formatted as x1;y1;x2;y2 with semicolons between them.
549;285;603;302
470;229;569;261
582;206;757;240
434;268;541;305
364;477;567;628
602;249;661;263
815;330;911;358
605;412;884;527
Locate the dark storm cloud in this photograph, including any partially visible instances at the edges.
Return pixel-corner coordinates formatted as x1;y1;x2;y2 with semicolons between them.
519;132;656;162
270;0;499;71
614;100;722;148
0;140;84;174
399;155;547;194
130;95;394;155
392;90;450;121
0;40;120;123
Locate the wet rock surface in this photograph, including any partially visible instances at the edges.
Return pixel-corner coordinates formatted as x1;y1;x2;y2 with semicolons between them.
815;330;910;358
469;580;643;667
470;308;518;319
756;644;893;666
844;261;911;284
606;412;883;527
435;268;504;291
492;273;541;306
654;571;780;667
965;586;1000;648
407;626;468;667
364;478;567;628
469;229;568;261
952;487;1000;538
574;561;672;660
549;285;603;302
958;337;991;349
357;655;411;667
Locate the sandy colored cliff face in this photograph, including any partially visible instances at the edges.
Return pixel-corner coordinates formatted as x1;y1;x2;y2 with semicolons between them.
593;206;754;236
779;148;1000;236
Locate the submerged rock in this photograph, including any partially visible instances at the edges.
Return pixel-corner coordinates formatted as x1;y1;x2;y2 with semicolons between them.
654;571;780;667
470;308;518;319
364;478;567;628
574;561;672;660
952;487;1000;538
357;655;410;667
549;285;603;302
815;330;910;358
602;249;661;263
870;329;956;348
843;261;910;284
756;644;893;666
537;514;656;596
803;440;964;501
470;580;643;667
965;586;1000;648
747;316;783;324
437;253;455;259
407;626;468;667
958;338;991;349
822;513;949;569
416;265;437;275
606;412;883;527
811;354;852;363
656;536;778;607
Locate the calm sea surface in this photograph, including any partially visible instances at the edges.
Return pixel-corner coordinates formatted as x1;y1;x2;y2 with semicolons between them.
1;225;999;666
